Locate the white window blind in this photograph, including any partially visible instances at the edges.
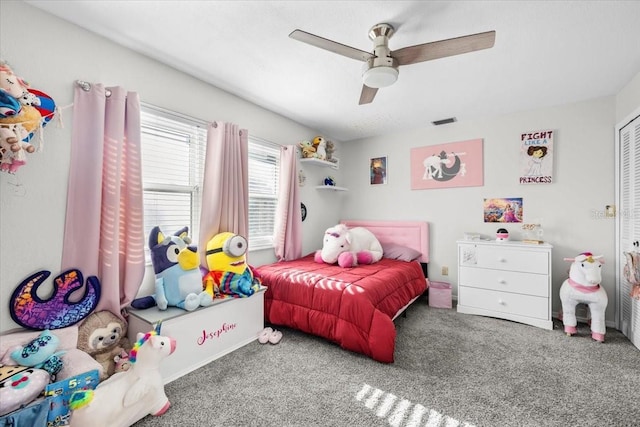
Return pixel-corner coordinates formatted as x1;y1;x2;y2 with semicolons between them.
140;105;280;259
248;138;280;250
141;105;206;260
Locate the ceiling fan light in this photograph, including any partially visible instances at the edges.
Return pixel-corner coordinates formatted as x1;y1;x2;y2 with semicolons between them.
362;66;398;88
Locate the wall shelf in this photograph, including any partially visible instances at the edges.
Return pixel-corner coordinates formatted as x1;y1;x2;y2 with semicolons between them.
300;158;339;170
315;185;348;192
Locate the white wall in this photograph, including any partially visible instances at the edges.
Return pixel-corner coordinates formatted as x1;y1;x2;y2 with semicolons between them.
0;1;341;332
616;71;640;122
339;96;620;323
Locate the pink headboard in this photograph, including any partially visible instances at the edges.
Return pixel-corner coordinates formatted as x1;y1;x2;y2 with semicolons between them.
341;220;429;263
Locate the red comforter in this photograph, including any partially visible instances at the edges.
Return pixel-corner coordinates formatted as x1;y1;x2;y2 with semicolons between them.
256;254;427;363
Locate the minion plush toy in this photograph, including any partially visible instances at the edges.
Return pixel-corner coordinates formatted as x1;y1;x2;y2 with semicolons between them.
203;232;261;299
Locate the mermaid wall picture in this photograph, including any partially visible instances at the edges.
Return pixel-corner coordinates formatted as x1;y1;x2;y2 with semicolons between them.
520;130;554;184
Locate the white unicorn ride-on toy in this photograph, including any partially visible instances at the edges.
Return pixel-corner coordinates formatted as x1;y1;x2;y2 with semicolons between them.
559;252;608;342
69;323;176;427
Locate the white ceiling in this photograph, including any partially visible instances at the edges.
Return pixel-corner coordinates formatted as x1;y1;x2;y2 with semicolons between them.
27;0;640;142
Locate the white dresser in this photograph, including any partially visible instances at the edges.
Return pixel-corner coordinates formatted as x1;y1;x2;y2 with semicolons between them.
456;240;553;330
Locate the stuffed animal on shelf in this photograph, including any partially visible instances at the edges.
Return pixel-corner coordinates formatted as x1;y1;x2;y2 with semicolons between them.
314;224;383;268
77;311;131;380
68;323;175;427
131;226;213;311
559;252;608;342
312;136;327;160
10;330;65;377
325;139;337;163
203;232;262;298
297;140;315;158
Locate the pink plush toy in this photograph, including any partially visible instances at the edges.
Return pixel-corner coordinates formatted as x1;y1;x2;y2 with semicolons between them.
314;224;383;268
559;252;608;342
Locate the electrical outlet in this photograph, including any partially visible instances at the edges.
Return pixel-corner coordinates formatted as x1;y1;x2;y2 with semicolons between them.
442;266;449;276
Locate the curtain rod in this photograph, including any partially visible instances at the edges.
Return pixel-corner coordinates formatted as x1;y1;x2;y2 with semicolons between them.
76;80;111;97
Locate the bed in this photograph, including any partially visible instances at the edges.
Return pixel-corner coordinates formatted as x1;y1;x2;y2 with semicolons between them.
256;220;429;363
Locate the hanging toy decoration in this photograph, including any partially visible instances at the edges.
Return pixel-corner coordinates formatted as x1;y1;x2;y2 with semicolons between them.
0;59;56;174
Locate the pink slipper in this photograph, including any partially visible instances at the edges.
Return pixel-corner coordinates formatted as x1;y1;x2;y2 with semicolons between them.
258;327;273;344
268;329;283;344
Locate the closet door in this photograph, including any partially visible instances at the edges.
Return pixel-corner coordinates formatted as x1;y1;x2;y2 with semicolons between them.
616;110;640;350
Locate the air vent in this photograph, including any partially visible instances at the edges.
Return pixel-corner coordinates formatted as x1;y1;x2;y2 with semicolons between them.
432;117;457;126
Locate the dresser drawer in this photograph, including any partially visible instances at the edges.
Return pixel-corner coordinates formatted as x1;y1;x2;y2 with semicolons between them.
459;266;549;297
459;244;549;274
459;286;548;320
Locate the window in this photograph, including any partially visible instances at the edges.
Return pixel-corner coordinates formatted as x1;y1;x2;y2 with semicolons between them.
140;105;279;260
248;138;280;250
140;105;206;260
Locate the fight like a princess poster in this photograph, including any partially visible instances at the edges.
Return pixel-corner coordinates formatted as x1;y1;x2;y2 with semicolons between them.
519;130;554;184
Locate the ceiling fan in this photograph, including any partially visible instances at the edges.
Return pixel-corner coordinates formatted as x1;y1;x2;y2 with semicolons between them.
289;24;496;105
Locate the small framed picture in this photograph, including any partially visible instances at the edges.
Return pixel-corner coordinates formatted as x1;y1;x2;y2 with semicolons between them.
483;197;523;223
370;156;388;185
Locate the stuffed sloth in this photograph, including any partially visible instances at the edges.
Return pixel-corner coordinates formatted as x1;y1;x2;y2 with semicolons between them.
77;310;131;380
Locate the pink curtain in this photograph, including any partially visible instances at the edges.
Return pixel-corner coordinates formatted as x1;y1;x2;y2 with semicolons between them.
61;84;145;319
198;121;249;267
274;145;302;260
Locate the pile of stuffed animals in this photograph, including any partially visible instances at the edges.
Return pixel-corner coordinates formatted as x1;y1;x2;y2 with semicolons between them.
0;60;55;174
0;311;131;422
298;135;337;163
1;226;262;422
131;226;262;312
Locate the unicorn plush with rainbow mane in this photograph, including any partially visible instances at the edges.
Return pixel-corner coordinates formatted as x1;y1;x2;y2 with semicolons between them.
69;323;175;427
559;252;608;342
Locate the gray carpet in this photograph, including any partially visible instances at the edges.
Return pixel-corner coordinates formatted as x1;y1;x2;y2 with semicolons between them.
133;298;639;427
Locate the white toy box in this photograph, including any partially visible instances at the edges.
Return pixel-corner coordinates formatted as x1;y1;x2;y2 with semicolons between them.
127;287;265;384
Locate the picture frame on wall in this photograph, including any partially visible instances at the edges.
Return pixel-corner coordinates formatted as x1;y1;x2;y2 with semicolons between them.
519;129;554;184
410;138;484;190
370;156;387;185
483;197;524;223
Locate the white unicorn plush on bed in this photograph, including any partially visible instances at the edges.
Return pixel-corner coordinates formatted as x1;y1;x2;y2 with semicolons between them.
315;224;383;268
559;252;608;342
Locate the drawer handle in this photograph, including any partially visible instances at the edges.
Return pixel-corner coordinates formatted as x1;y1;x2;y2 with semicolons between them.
498;278;506;284
498;299;506;305
497;257;506;262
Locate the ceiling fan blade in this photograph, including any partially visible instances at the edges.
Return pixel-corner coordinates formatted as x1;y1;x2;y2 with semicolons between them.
393;30;496;66
359;85;378;105
289;29;374;62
